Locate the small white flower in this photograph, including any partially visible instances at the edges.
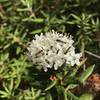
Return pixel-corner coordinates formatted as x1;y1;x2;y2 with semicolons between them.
28;30;82;72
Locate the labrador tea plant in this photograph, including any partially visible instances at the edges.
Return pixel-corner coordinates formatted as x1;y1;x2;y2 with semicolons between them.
26;30;95;100
0;0;100;100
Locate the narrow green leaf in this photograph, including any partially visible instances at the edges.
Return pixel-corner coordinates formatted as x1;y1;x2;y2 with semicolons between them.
33;90;41;99
78;65;95;83
3;83;9;93
79;93;94;100
70;58;87;77
71;14;81;21
0;0;8;3
0;90;8;96
56;86;64;97
66;21;75;24
16;47;21;55
64;90;68;100
17;8;29;12
38;97;45;100
65;84;78;91
45;80;57;91
9;79;13;92
30;29;42;35
67;91;78;100
23;18;44;23
46;93;52;100
15;75;21;89
32;18;44;23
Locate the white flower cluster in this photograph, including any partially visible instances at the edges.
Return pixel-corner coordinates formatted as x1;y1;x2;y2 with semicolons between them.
28;30;82;72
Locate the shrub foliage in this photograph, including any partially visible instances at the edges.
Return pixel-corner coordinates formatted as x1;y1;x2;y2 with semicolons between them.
0;0;100;100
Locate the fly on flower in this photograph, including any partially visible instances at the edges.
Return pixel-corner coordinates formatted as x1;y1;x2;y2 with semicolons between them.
27;30;82;72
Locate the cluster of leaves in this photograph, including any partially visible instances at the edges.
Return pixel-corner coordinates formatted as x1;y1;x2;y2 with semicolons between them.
0;0;100;100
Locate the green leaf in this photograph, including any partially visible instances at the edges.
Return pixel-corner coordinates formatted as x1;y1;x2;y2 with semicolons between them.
67;91;78;100
45;80;57;91
17;8;29;12
64;90;68;100
56;86;68;100
38;97;45;100
66;21;75;24
71;14;81;21
32;18;44;23
78;65;95;83
9;79;13;92
79;93;94;100
22;18;44;23
33;90;41;99
70;58;87;77
30;29;42;35
65;84;78;91
15;75;21;89
16;47;21;55
3;83;9;93
56;86;64;97
0;90;8;97
0;0;8;3
46;93;52;100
